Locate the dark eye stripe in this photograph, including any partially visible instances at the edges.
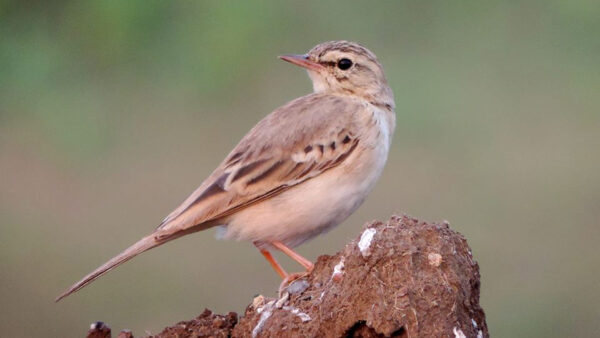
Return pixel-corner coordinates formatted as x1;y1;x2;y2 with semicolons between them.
319;61;336;67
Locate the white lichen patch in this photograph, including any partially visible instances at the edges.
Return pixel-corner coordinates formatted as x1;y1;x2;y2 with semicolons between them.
331;257;345;280
428;252;443;267
252;295;266;309
252;300;312;336
453;327;466;338
275;292;289;308
252;300;275;338
358;228;377;257
282;306;311;322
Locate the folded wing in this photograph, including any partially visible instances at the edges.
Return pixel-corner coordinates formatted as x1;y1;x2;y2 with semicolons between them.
156;93;364;239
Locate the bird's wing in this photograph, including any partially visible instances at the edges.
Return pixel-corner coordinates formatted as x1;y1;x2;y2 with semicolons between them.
155;93;365;239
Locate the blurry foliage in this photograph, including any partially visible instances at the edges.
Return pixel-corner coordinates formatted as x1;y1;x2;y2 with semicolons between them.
0;1;599;337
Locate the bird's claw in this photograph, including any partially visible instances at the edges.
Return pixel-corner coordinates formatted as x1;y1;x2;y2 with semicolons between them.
278;271;310;298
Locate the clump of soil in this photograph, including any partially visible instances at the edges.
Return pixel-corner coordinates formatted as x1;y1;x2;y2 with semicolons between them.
86;215;488;338
150;309;237;338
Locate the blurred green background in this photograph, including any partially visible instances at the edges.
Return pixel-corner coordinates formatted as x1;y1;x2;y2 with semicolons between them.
1;1;599;337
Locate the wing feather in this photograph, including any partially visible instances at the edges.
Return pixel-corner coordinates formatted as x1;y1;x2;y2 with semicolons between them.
156;93;365;238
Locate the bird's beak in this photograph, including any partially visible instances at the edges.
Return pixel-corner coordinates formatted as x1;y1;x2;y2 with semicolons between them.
279;54;324;71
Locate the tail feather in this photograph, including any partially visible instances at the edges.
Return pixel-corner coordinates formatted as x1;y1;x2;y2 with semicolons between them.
55;226;203;302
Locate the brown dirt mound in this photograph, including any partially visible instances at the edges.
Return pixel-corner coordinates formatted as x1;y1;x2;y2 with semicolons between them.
86;215;488;338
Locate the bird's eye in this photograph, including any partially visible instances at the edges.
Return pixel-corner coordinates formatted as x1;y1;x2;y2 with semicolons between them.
337;58;353;70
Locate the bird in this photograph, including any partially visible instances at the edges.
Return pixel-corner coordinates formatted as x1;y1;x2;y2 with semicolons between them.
56;40;396;302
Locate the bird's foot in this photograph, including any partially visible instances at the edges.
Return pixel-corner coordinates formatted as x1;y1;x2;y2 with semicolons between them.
278;270;311;298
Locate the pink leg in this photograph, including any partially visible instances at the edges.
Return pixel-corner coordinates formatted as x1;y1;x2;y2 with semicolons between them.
254;242;288;279
271;241;314;271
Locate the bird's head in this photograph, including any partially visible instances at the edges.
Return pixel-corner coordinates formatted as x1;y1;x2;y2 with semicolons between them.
280;40;394;109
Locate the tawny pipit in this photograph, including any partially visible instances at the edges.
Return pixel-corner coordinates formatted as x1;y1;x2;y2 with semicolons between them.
57;40;396;301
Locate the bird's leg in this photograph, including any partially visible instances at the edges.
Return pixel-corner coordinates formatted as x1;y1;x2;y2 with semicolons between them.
271;240;315;296
258;241;315;297
271;241;314;271
254;242;288;279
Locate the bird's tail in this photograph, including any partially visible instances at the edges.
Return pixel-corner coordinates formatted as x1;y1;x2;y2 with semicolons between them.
55;227;201;302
